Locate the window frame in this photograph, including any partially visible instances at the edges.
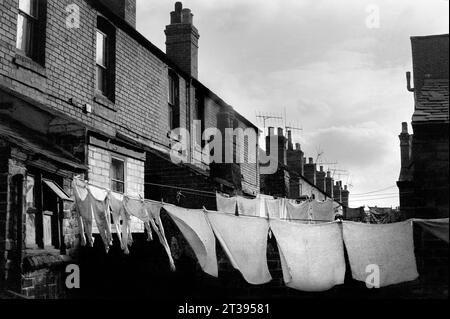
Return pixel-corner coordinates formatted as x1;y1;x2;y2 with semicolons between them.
110;156;126;194
95;16;116;102
15;0;46;64
168;71;180;130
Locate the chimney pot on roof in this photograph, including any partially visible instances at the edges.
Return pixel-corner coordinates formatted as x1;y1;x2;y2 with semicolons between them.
401;122;408;134
165;1;199;78
326;171;331;178
309;157;313;164
181;8;193;24
277;127;284;136
344;185;348;191
268;127;274;136
295;143;301;151
287;130;293;150
320;166;324;172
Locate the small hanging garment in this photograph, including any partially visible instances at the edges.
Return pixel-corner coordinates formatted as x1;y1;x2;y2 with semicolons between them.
164;205;217;277
285;200;311;223
310;199;335;223
216;193;237;215
72;179;94;247
236;196;261;217
145;201;176;271
108;192;131;253
343;220;419;287
413;218;449;243
123;196;153;242
270;220;346;291
206;211;272;285
88;185;113;253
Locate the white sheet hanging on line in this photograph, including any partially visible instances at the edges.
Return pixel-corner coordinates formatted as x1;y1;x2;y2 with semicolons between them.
270;220;346;291
285;200;311;223
342;220;419;287
164;205;218;277
145;201;176;271
216;193;237;215
236;196;261;217
108;192;133;254
72;179;94;247
123;196;153;241
257;194;273;218
88;185;113;253
206;211;272;285
310;199;335;223
265;199;281;219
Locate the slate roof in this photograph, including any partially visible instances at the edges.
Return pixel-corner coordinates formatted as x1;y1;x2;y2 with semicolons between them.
413;79;449;124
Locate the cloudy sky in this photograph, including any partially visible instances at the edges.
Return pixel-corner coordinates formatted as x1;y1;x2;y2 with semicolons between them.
136;0;449;208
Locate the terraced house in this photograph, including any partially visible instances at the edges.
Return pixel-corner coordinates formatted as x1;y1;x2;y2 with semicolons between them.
0;0;260;298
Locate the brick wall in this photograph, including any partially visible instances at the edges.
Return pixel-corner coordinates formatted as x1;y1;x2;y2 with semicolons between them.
87;144;145;232
410;124;449;219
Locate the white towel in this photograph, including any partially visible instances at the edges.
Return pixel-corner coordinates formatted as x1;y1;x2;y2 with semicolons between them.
144;201;176;271
413;218;449;243
164;205;218;277
265;199;281;219
236;196;261;217
206;211;272;285
310;199;335;223
270;220;346;291
343;221;419;287
216;193;237;215
285;201;311;223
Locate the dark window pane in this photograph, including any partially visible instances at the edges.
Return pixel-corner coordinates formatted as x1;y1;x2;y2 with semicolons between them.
96;65;105;92
111;181;124;193
111;158;125;193
168;104;173;129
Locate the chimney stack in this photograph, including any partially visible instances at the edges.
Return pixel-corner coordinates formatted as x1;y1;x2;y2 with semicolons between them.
341;185;349;207
287;130;293;150
295;143;301;151
316;165;326;192
398;122;412;182
99;0;137;27
304;157;317;185
325;170;334;197
165;2;200;78
277;128;286;165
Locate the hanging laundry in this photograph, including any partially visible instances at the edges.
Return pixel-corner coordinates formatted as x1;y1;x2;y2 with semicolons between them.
310;199;335;223
108;192;129;253
342;221;419;287
216;193;237;215
413;218;449;243
269;220;346;292
123;196;153;242
164;205;218;277
257;194;273;218
72;179;94;247
265;199;281;219
88;185;113;253
206;211;272;285
285;200;311;223
236;196;261;217
145;201;176;271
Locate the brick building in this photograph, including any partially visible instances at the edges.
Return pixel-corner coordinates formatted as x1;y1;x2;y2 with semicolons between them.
260;127;348;209
0;0;260;298
397;34;449;219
